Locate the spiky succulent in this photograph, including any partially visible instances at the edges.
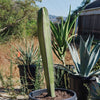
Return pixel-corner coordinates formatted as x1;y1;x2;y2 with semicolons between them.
66;36;100;77
50;7;78;66
15;41;40;66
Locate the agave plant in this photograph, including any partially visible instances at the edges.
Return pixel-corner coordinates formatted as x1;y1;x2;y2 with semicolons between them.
50;7;79;66
66;36;100;77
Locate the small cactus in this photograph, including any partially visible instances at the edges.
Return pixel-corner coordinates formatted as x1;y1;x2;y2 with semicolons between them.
37;7;55;97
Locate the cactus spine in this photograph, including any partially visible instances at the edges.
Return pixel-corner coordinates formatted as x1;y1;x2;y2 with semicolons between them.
37;7;55;97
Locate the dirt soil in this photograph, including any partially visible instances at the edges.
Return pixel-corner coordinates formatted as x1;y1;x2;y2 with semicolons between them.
36;90;73;100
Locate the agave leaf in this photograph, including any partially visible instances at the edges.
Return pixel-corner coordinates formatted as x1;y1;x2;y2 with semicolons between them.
67;20;76;45
52;41;58;51
71;45;80;64
31;42;34;52
18;57;25;65
61;18;64;37
62;43;67;56
18;47;25;56
64;7;71;41
57;23;60;34
58;64;77;75
58;47;63;56
68;13;78;34
86;43;100;76
52;47;62;63
71;45;80;72
58;21;64;47
67;34;76;43
63;6;71;43
33;46;39;59
66;41;80;73
80;36;90;76
50;21;58;41
89;69;100;77
85;35;94;53
52;40;62;58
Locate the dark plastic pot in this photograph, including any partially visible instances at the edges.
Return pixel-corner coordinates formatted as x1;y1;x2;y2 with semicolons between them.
68;74;93;100
18;64;36;89
29;88;77;100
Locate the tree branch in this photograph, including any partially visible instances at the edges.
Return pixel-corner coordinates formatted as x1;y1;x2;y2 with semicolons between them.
0;16;26;33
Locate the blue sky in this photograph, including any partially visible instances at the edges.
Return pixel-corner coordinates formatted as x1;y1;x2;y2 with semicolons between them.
36;0;94;17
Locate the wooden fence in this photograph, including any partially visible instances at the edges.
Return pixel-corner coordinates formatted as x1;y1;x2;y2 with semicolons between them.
78;14;100;38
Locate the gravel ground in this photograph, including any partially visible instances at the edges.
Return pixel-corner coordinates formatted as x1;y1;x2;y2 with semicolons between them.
0;89;29;100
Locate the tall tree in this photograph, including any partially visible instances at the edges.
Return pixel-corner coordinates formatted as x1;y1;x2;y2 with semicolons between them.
0;0;42;41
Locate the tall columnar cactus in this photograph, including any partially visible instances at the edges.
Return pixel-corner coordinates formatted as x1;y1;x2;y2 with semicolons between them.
37;7;55;97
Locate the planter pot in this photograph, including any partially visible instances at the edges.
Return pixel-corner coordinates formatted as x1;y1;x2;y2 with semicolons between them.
29;88;77;100
68;74;92;100
18;64;36;90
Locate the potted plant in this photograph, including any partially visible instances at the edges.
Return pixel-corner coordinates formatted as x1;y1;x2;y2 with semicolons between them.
66;36;100;100
14;40;42;92
29;7;77;100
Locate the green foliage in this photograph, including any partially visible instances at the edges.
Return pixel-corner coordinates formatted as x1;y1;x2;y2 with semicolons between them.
0;0;41;41
14;40;40;66
38;7;55;97
0;54;18;98
66;36;100;77
50;7;78;66
90;80;100;100
34;61;44;90
92;59;100;71
0;70;5;87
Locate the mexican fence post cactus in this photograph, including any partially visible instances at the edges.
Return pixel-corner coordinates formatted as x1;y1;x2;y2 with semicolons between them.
37;7;55;97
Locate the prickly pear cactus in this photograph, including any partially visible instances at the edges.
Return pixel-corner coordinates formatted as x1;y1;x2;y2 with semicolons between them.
37;7;55;97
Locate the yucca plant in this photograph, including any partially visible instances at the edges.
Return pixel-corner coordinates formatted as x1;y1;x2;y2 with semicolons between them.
50;7;79;66
15;41;40;66
13;40;42;92
66;36;100;77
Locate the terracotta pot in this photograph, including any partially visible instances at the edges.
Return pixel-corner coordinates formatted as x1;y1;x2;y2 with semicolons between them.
29;88;77;100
